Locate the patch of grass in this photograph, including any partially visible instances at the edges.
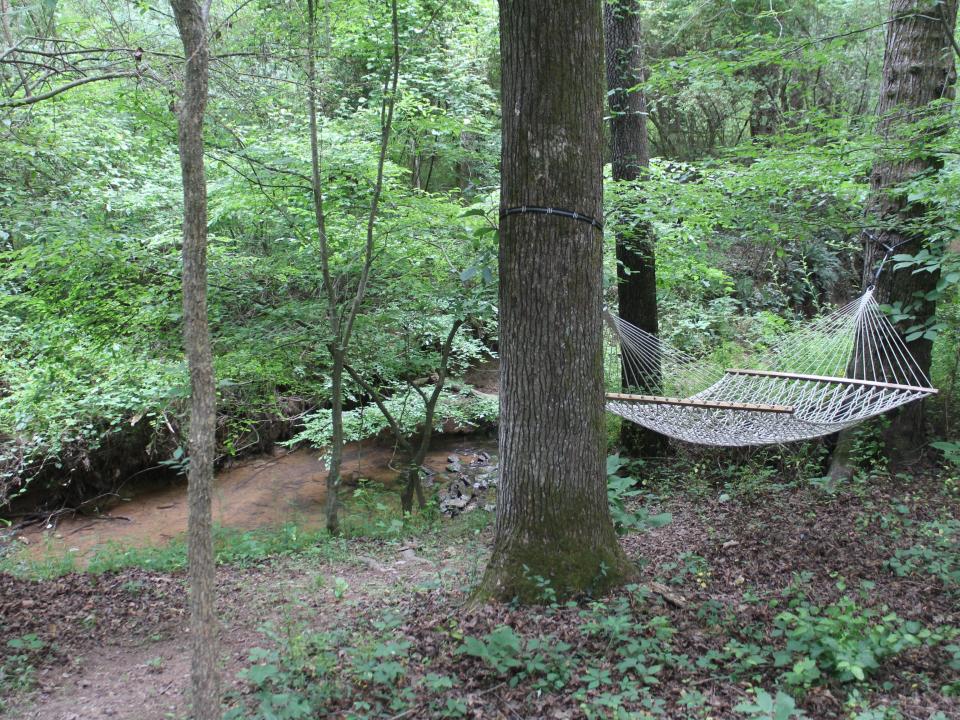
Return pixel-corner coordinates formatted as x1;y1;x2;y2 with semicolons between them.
0;523;350;578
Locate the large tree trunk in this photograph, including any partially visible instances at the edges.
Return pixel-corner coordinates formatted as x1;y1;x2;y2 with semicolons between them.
831;0;957;478
169;0;219;718
476;0;635;603
863;0;956;463
604;0;666;460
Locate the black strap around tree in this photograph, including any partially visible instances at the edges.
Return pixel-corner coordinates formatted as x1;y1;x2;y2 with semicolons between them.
866;233;914;290
500;205;604;231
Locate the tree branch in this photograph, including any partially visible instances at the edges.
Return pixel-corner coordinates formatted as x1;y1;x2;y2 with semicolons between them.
413;318;465;463
341;0;400;351
343;364;413;455
0;68;141;108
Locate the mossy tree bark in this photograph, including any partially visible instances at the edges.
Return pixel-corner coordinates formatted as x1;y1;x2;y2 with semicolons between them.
831;0;957;475
169;0;219;717
604;0;667;460
476;0;635;603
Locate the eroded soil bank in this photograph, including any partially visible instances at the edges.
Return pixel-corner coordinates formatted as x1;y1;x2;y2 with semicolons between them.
14;434;497;563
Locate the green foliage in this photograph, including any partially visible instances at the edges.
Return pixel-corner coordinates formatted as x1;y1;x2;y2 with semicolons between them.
4;0;960;513
772;597;935;685
226;614;421;718
886;519;960;590
930;440;960;466
0;634;46;709
0;0;501;510
606;455;673;535
734;688;808;720
291;386;498;453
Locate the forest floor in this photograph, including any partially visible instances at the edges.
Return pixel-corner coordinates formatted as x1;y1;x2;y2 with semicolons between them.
1;453;958;720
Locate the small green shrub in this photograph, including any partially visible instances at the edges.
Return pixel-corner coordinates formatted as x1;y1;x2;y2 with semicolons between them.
772;597;933;685
0;634;46;709
886;519;960;590
734;688;808;720
457;625;575;690
606;455;672;535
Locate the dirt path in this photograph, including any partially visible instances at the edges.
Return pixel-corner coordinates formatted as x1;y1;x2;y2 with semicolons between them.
7;536;482;720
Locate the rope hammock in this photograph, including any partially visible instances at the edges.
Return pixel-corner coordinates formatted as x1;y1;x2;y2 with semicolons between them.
605;289;938;447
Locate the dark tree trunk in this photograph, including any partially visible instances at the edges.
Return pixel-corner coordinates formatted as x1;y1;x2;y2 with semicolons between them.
456;131;472;192
748;65;780;139
604;0;667;460
169;0;219;717
410;138;422;189
864;0;957;463
476;0;635;603
831;0;957;479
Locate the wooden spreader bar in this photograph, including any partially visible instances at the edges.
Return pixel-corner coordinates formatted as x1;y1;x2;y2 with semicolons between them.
725;368;939;395
605;392;795;414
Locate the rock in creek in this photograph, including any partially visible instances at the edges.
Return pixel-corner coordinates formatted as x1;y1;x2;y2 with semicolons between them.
438;450;497;516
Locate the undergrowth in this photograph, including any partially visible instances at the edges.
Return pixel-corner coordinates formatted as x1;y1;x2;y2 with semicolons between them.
223;579;959;720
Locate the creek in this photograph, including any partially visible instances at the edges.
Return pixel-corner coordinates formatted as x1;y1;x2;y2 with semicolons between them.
17;434;498;563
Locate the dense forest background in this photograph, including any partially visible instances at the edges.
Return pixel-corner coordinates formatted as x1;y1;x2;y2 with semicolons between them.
2;2;960;719
2;0;959;508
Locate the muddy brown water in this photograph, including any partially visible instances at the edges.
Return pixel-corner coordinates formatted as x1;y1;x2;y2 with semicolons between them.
16;434;497;563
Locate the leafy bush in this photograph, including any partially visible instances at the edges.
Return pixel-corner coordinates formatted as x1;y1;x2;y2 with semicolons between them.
734;688;808;720
772;597;933;685
0;634;46;709
886;519;960;590
290;386;498;452
606;455;672;535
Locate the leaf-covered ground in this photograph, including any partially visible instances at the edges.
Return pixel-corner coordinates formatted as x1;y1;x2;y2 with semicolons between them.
1;464;958;720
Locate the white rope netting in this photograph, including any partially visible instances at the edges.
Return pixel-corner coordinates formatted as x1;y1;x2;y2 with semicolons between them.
605;289;938;447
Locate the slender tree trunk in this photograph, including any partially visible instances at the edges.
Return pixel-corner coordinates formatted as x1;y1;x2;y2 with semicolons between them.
410;138;422;189
476;0;635;603
306;0;400;532
456;131;472;192
831;0;957;476
306;0;344;534
325;357;344;532
604;0;666;460
0;0;31;96
748;65;780;139
169;1;219;718
403;319;465;513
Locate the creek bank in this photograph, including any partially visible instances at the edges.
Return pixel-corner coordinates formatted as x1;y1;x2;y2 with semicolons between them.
11;434;498;565
4;358;500;520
